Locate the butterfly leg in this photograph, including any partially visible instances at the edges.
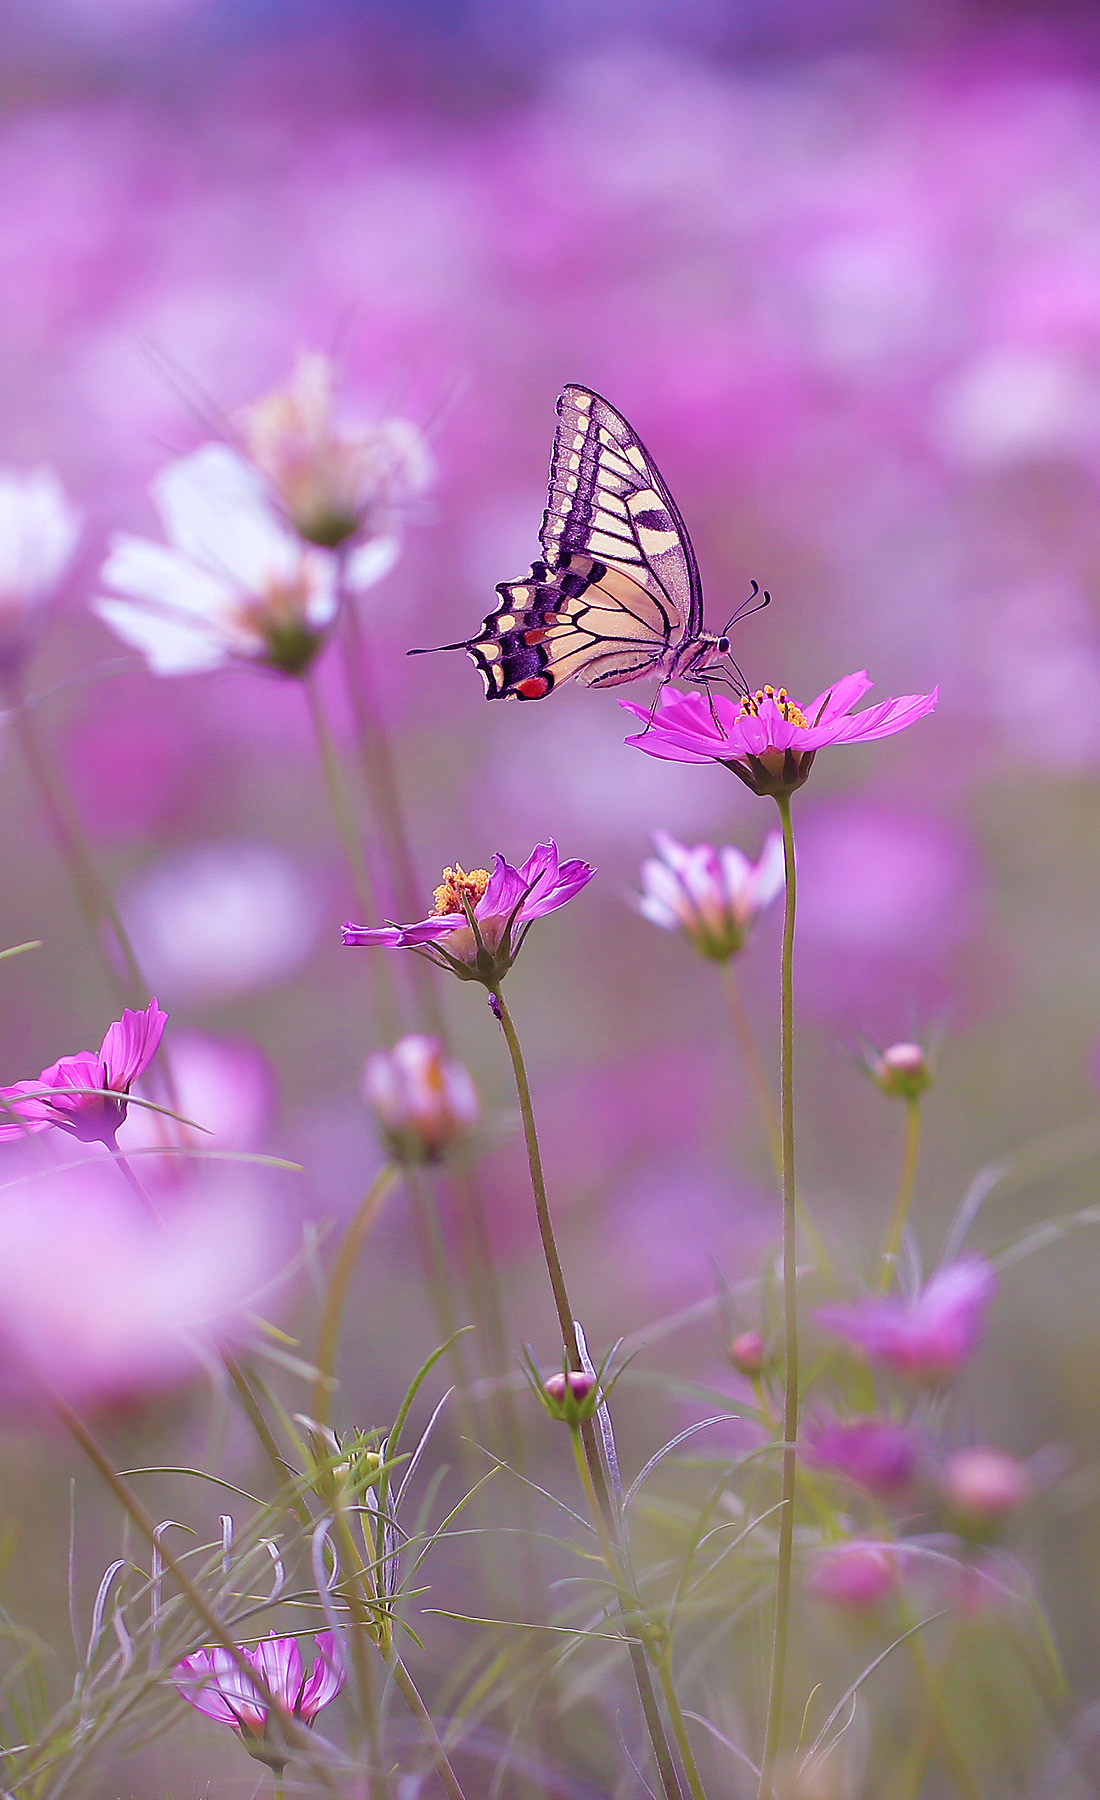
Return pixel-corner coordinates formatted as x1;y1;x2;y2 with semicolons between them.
632;672;675;738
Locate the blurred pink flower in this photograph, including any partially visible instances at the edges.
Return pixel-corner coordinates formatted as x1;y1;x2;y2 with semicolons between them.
0;466;80;683
118;1028;277;1157
343;841;595;983
174;1632;344;1771
241;349;432;560
0;1164;280;1410
804;1416;918;1496
636;828;784;960
363;1034;479;1164
93;444;339;677
816;1257;996;1383
807;1541;899;1610
623;673;937;796
940;1447;1030;1531
0;999;166;1149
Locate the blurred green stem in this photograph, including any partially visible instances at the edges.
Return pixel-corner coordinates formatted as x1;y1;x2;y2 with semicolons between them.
491;984;687;1800
390;1654;470;1800
758;793;799;1800
878;1097;922;1291
313;1161;400;1430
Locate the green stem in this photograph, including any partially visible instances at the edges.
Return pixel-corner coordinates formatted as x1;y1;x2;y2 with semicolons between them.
301;670;398;1041
905;1623;984;1800
878;1098;922;1292
657;1653;710;1800
758;793;799;1800
313;1162;400;1430
390;1654;470;1800
491;985;686;1800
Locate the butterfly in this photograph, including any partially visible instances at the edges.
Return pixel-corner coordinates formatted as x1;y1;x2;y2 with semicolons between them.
410;383;767;701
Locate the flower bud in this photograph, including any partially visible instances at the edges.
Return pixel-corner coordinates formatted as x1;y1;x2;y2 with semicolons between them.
807;1541;899;1610
940;1447;1029;1537
871;1042;931;1101
729;1329;766;1376
540;1369;599;1423
363;1035;479;1164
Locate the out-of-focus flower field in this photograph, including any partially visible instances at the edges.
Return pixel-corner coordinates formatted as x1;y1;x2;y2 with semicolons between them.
5;2;1100;1795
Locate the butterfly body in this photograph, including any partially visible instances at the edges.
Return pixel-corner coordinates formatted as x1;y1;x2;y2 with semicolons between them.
412;384;762;700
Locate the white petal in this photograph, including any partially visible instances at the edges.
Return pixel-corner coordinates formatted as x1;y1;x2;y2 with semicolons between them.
152;444;299;596
101;534;237;622
717;844;753;900
0;466;80;605
749;831;786;909
92;596;230;676
344;534;400;592
637;891;678;930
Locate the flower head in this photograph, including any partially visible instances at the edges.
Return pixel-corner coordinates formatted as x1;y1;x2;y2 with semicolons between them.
807;1541;899;1610
0;999;167;1149
940;1447;1030;1535
636;828;784;960
174;1632;345;1772
623;672;937;797
93;444;339;677
241;351;432;562
804;1415;918;1496
0;466;80;684
869;1041;933;1101
363;1034;479;1163
343;841;595;986
816;1257;996;1384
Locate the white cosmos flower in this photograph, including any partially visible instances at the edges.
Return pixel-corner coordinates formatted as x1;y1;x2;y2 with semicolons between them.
0;465;81;677
637;828;785;960
92;443;339;677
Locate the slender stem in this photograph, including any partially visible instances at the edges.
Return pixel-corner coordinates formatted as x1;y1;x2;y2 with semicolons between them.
112;1149;165;1222
329;1506;388;1799
11;697;146;1002
657;1653;710;1800
301;670;398;1041
878;1098;922;1292
722;962;833;1283
391;1654;470;1800
905;1622;984;1800
222;1351;312;1528
758;794;799;1800
491;984;685;1800
313;1162;400;1429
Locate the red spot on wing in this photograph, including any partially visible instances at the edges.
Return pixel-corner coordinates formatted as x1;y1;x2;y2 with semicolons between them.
517;676;551;699
524;629;548;644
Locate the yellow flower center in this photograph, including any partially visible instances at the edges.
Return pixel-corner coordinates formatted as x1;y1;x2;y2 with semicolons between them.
738;685;808;728
430;864;490;918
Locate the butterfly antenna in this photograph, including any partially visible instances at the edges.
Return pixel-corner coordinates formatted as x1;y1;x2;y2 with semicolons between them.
721;580;772;634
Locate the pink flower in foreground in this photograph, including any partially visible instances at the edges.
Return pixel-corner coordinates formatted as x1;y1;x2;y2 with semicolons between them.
0;999;166;1149
804;1416;918;1496
343;841;595;985
623;672;937;797
816;1257;996;1383
174;1632;345;1773
636;828;784;960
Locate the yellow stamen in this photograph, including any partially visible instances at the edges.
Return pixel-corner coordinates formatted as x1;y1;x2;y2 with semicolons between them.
430;864;491;917
739;684;808;729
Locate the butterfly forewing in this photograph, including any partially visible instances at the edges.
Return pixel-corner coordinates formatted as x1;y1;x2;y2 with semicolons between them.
445;385;711;700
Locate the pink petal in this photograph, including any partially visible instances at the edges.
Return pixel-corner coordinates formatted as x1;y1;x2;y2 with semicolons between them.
803;670;873;725
298;1631;346;1718
252;1634;303;1710
99;999;168;1090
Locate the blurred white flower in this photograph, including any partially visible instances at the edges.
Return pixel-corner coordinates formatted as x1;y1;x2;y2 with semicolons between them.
241;352;432;578
637;829;784;960
0;465;81;679
93;443;339;677
118;1027;277;1155
363;1034;479;1163
119;841;323;1003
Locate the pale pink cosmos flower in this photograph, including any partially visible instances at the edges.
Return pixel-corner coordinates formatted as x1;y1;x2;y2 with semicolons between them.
241;350;433;566
343;841;595;984
623;673;937;797
940;1447;1030;1527
804;1416;919;1496
816;1257;997;1383
0;998;166;1149
93;444;339;677
0;466;81;683
173;1632;345;1772
364;1034;479;1163
807;1541;900;1609
637;828;784;960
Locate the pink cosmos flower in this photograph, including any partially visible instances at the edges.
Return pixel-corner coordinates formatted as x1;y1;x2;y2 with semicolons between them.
342;841;595;984
807;1541;900;1610
174;1632;345;1772
815;1257;996;1383
804;1416;918;1496
623;673;937;797
364;1034;479;1163
636;828;784;960
0;999;167;1149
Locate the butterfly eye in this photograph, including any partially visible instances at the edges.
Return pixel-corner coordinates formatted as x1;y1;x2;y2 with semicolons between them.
717;636;731;654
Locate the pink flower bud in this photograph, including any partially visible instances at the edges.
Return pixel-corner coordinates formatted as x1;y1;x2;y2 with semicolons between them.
807;1541;899;1609
544;1371;595;1406
730;1330;766;1375
363;1035;479;1164
940;1447;1030;1531
871;1042;931;1100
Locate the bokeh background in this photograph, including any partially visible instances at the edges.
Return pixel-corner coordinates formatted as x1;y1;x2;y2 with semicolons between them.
4;0;1100;1792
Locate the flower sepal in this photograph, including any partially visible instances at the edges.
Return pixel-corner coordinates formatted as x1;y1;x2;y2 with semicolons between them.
523;1344;617;1427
